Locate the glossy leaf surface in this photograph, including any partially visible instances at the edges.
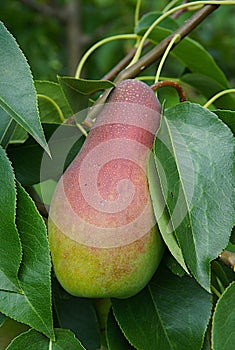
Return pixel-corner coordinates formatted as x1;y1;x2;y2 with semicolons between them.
0;147;21;292
0;22;49;153
212;281;235;350
0;183;54;339
152;102;234;291
112;266;212;350
6;328;86;350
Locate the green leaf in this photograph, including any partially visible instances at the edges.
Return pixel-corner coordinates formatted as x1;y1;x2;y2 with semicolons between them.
58;77;115;95
213;109;235;134
211;261;233;293
163;253;186;278
225;241;235;253
6;328;86;350
0;183;54;339
53;279;100;350
9;124;28;144
212;281;235;350
181;74;235;110
7;123;60;186
35;80;73;123
135;24;230;89
0;111;27;146
135;11;178;33
112;266;212;350
0;115;28;147
106;311;135;350
0;21;49;154
153;102;234;291
0;110;17;148
58;76;115;112
0;146;22;292
148;153;189;274
7;123;85;186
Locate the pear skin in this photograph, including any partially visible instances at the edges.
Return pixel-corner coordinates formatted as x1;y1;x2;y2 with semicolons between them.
48;79;164;298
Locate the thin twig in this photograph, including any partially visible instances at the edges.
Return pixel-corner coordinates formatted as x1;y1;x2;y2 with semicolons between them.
172;0;189;18
101;41;150;81
83;43;150;127
115;3;219;82
83;3;219;125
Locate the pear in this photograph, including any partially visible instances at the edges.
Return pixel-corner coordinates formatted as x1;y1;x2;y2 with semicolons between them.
48;79;164;298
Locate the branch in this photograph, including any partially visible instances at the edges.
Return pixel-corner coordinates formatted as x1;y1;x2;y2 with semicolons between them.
172;0;189;19
65;0;83;75
101;40;150;81
218;250;235;271
115;3;219;82
84;3;219;125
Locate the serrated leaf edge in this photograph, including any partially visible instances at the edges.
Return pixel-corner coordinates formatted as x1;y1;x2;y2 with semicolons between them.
211;281;235;350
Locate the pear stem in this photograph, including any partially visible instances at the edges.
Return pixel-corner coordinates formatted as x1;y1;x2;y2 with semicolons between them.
127;0;230;67
151;80;187;102
94;298;111;349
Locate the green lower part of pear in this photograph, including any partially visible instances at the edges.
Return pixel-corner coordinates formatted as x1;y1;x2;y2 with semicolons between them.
48;219;164;299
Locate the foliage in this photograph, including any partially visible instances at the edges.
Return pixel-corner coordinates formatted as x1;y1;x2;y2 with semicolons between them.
0;1;234;349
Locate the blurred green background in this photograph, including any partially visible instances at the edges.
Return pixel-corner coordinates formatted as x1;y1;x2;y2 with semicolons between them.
0;0;234;84
1;0;234;210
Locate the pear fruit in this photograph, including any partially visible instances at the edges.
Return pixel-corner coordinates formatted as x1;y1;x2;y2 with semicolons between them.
48;79;164;298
